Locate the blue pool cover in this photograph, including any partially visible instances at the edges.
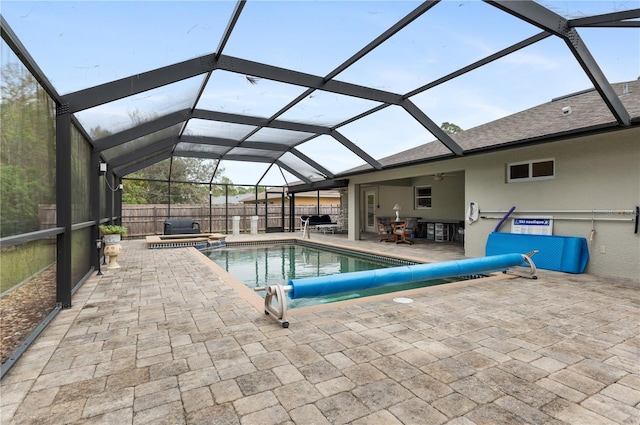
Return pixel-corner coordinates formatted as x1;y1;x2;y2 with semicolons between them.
486;232;589;273
288;253;525;299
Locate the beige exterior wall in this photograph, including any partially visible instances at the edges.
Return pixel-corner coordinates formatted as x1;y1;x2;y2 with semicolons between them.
349;127;639;280
294;196;339;206
360;178;466;222
350;163;467;226
463;128;639;279
244;195;338;205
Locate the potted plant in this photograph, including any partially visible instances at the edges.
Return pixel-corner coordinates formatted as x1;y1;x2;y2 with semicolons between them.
99;224;127;244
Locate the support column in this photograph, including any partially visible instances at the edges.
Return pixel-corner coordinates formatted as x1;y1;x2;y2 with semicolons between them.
91;151;102;271
105;172;113;223
280;189;285;232
290;193;295;232
114;175;123;225
56;106;72;308
209;184;213;233
348;183;360;241
224;184;229;234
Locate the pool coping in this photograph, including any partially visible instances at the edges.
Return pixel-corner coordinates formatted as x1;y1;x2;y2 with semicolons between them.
146;233;226;249
189;236;517;319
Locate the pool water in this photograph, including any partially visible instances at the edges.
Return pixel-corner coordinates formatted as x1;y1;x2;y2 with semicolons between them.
201;243;468;308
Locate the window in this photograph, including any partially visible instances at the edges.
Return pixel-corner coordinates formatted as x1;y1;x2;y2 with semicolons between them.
507;159;554;182
415;186;432;209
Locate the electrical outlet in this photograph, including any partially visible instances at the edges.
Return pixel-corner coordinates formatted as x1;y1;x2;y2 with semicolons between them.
599;245;606;254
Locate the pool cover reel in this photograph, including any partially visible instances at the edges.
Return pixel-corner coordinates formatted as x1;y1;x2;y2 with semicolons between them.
256;252;537;328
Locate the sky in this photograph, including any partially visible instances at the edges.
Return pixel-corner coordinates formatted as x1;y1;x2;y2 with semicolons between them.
2;1;639;185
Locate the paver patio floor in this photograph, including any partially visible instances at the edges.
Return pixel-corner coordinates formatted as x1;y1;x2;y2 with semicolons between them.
1;234;638;424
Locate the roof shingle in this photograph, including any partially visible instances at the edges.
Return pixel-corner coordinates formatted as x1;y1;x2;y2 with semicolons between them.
342;79;639;174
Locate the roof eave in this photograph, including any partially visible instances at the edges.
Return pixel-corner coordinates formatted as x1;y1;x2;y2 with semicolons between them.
335;121;637;180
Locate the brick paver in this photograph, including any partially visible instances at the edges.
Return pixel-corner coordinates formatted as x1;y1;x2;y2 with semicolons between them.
1;235;638;424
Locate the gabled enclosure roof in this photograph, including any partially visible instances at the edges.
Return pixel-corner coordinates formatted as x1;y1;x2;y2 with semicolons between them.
2;1;639;189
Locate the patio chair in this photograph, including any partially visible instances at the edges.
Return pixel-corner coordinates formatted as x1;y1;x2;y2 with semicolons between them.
377;217;394;242
393;217;417;245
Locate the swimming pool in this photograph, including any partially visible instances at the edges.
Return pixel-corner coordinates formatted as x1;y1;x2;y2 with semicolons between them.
200;241;476;308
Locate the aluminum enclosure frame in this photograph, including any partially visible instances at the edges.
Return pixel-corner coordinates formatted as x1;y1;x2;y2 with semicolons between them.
46;0;637;194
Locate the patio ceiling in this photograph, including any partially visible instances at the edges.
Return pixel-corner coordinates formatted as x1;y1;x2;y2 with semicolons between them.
2;1;638;189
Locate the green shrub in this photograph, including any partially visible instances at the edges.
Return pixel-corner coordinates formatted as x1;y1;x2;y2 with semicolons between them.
99;224;127;235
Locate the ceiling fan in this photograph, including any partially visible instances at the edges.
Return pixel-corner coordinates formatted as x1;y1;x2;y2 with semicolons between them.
431;172;458;181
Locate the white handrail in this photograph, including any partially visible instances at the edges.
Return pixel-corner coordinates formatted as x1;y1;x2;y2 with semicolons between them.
480;216;634;222
301;218;310;239
480;209;634;214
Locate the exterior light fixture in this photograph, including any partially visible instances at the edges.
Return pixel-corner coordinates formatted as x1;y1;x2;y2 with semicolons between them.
95;239;103;276
99;162;107;174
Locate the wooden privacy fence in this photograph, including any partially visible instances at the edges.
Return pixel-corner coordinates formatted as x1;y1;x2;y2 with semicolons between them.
122;204;343;238
34;204;343;238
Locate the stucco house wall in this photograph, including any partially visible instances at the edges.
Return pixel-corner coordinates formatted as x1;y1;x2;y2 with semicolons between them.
351;163;466;232
348;127;639;280
361;177;465;224
463;127;639;279
345;79;639;279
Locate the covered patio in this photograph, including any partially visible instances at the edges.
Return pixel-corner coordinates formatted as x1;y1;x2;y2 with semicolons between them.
2;235;638;424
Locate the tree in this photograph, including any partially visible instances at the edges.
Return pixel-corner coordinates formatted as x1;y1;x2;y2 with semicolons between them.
90;126;112;140
1;61;56;235
121;157;223;204
213;176;265;197
121;179;150;204
91;109;229;204
441;122;463;135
